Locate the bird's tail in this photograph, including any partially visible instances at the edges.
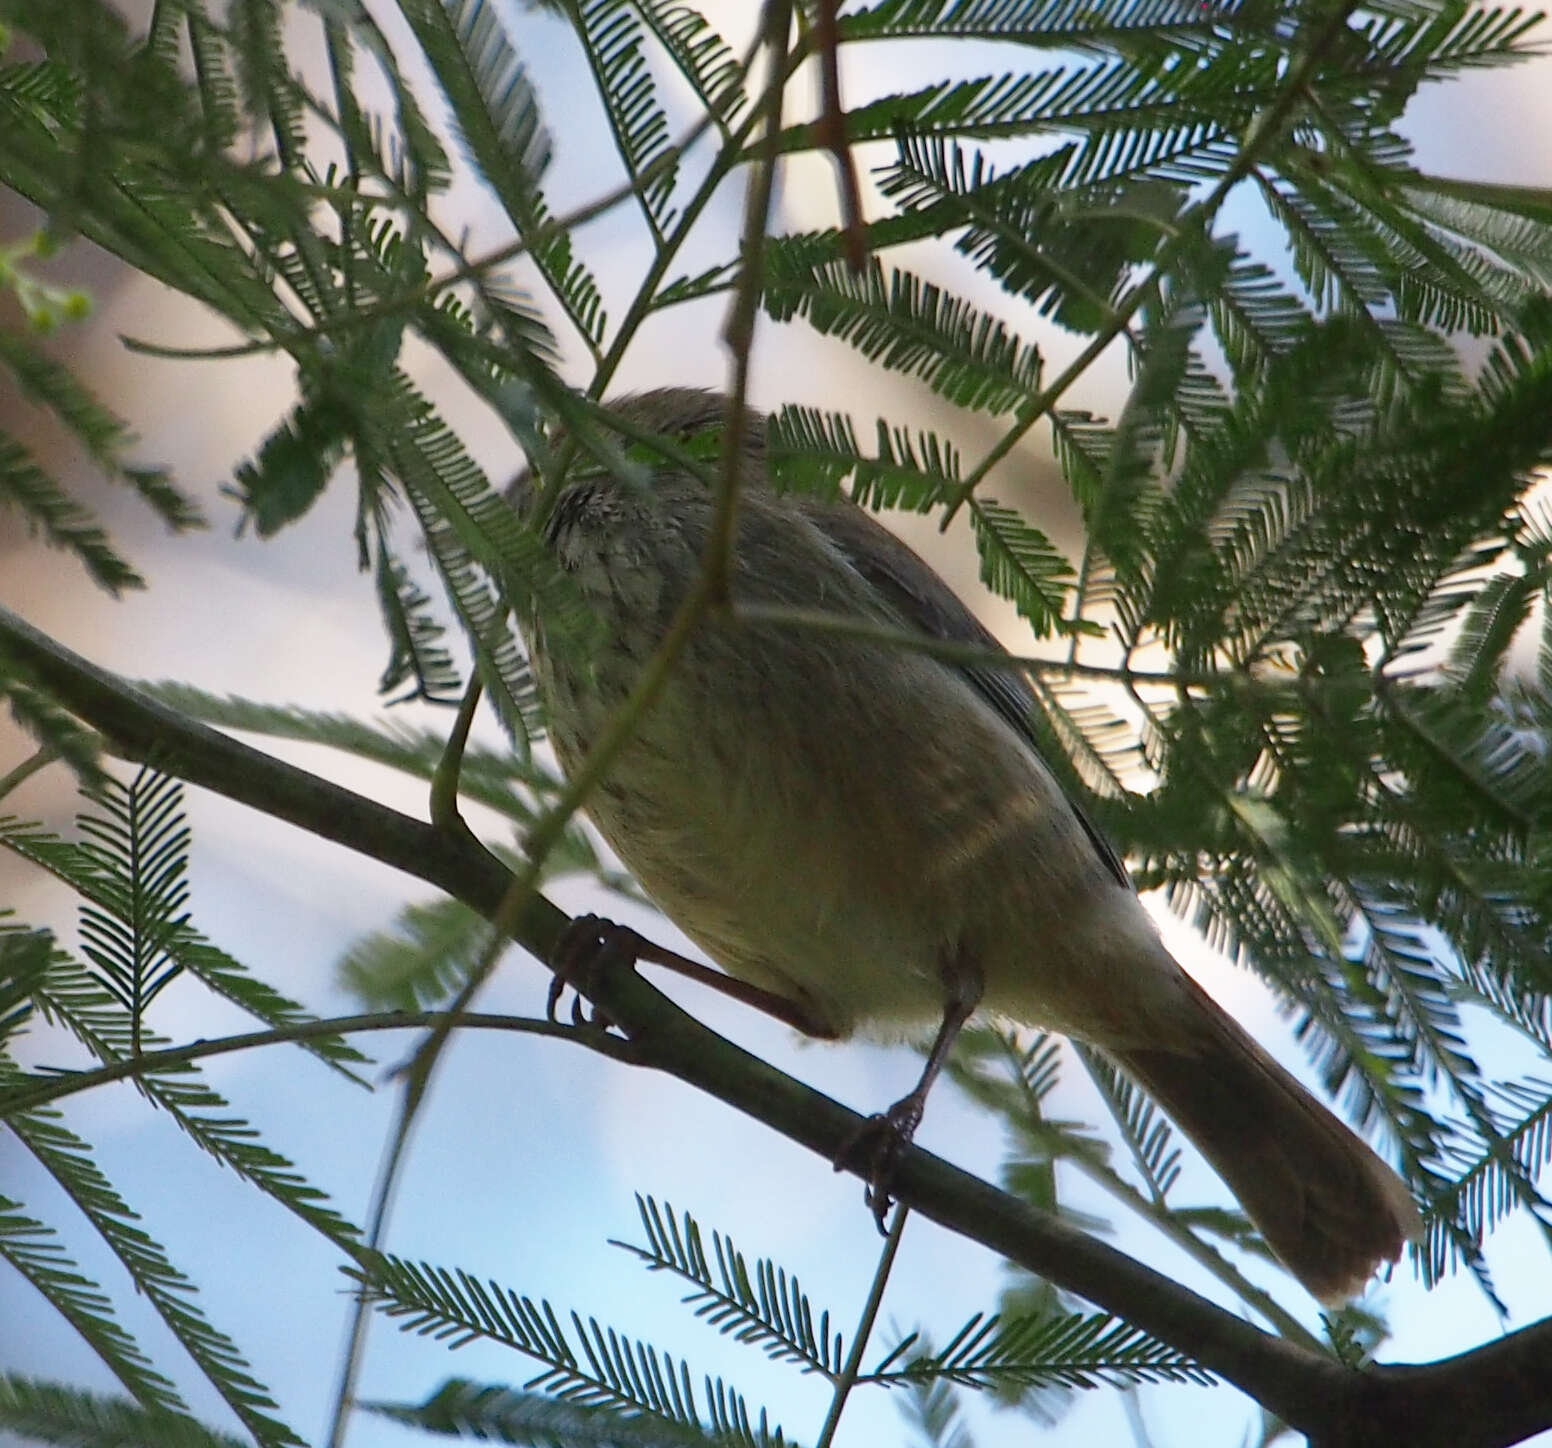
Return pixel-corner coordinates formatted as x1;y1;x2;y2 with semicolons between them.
1108;973;1422;1304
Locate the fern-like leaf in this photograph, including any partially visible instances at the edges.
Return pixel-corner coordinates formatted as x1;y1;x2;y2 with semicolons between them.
574;0;679;238
5;1081;303;1447
74;767;190;1050
763;249;1042;414
968;498;1078;637
0;1374;246;1448
612;1195;844;1376
868;1308;1210;1392
0;1207;183;1415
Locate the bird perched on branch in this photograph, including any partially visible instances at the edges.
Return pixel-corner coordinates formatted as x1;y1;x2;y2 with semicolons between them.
512;386;1422;1305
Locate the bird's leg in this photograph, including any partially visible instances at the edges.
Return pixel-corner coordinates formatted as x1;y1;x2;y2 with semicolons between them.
547;914;841;1039
835;950;985;1230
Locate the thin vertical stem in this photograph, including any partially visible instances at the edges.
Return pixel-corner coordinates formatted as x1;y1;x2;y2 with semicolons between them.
815;1205;910;1448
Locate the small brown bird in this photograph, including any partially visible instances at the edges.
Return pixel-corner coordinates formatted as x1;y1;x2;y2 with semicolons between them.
516;387;1422;1304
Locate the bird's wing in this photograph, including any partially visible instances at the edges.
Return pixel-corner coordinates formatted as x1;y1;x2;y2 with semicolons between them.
798;497;1133;892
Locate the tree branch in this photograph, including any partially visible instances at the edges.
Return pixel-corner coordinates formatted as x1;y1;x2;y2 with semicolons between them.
3;601;1550;1446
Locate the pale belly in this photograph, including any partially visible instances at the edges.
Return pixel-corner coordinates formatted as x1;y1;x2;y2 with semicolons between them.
552;629;1175;1047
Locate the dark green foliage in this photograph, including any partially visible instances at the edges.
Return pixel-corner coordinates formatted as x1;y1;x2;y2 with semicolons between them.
366;1377;750;1445
612;1196;846;1375
75;767;190;1048
873;1309;1210;1392
349;1249;792;1446
762;247;1043;411
0;1375;249;1448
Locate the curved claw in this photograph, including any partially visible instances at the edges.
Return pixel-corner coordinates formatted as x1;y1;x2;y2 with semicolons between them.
546;913;641;1034
834;1093;926;1233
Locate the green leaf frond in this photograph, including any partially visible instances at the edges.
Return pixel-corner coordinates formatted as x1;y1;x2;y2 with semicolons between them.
840;0;1241;58
632;1;748;130
228;392;350;539
403;0;552;230
1284;161;1523;336
778;47;1276;152
878;135;1193;333
0;1374;246;1448
573;0;679;239
968;499;1079;638
73;766;191;1046
0;1207;183;1415
365;1377;767;1446
1344;4;1543;115
338;893;492;1010
1072;1045;1181;1204
611;1195;845;1377
0;924;50;1043
399;0;607;354
1;812;367;1076
1139;323;1548;674
882;1336;977;1445
0;330;200;530
3;933;362;1245
761;247;1042;414
0;428;143;595
375;551;466;705
3;1077;304;1447
1065;296;1199;621
354;368;590;750
866;1307;1210;1393
1433;1076;1552;1259
766;406;962;513
317;6;454;203
1398;180;1552;291
352;1251;786;1445
228;0;307;167
1203;257;1316;382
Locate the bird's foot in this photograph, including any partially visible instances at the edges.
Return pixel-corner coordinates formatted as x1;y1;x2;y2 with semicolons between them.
547;913;643;1035
834;1091;926;1233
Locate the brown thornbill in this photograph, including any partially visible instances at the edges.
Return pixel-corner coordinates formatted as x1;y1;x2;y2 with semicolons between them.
514;388;1422;1305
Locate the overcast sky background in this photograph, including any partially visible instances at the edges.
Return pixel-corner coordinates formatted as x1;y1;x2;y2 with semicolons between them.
4;4;1552;1446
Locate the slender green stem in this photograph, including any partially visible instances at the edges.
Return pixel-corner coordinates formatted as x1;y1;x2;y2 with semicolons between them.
0;1009;636;1121
429;680;482;830
0;745;56;801
326;1102;412;1448
708;0;792;599
517;8;807;907
815;1205;910;1448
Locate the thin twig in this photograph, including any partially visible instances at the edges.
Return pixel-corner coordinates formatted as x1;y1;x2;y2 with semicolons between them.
326;1104;415;1448
0;745;57;801
710;0;793;599
815;1205;909;1448
0;1009;637;1121
813;0;868;272
429;679;482;830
